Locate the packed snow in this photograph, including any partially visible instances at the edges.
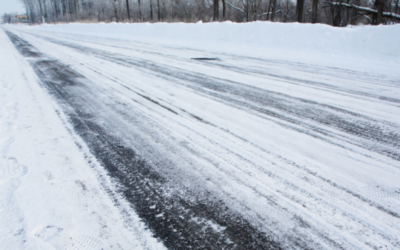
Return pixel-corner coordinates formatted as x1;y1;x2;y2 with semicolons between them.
1;22;399;249
20;22;400;67
0;26;165;250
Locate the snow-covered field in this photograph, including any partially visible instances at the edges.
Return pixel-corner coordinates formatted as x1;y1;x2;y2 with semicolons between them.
1;22;399;249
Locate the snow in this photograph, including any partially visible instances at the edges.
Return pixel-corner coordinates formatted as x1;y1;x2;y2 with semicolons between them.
1;21;400;249
17;21;400;69
0;27;165;250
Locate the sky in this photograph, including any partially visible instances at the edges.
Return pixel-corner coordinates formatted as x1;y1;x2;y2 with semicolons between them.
0;0;25;16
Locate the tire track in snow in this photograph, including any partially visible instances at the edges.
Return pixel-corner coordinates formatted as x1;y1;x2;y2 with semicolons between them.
29;34;400;162
5;29;400;249
35;31;400;106
5;29;284;250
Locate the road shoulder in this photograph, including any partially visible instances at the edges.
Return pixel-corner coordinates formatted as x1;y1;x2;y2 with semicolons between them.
0;28;164;250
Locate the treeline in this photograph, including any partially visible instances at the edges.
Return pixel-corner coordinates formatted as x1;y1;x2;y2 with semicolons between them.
19;0;400;26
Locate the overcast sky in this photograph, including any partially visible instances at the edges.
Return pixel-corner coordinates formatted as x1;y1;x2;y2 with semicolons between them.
0;0;25;15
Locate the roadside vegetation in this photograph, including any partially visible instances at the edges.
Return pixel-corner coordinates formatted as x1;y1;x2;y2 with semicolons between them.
6;0;400;26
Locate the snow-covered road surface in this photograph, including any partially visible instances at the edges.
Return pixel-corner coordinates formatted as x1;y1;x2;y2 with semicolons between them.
1;24;400;249
0;28;165;250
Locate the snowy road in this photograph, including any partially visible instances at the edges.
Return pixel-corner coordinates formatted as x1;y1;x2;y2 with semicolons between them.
2;26;400;249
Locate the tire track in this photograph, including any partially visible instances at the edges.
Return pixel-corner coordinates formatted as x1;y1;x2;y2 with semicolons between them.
38;31;400;105
26;33;400;161
5;29;400;250
5;29;284;250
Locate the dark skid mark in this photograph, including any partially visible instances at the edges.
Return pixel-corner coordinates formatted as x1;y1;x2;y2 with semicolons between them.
179;108;213;125
4;29;42;58
135;92;178;115
205;60;400;105
6;30;284;250
191;57;220;61
34;59;83;86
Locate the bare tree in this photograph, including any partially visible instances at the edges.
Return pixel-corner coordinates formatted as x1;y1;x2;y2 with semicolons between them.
138;0;142;20
373;0;384;24
283;0;292;21
38;0;44;21
52;0;58;22
157;0;161;21
150;0;154;21
15;0;399;26
43;0;48;20
297;0;304;22
312;0;319;22
126;0;131;20
222;0;227;19
114;0;119;22
225;0;262;22
214;0;219;21
271;0;278;20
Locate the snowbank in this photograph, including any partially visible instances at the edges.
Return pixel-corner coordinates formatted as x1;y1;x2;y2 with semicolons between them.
19;22;400;63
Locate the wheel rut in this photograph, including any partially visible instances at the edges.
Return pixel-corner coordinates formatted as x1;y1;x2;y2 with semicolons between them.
6;29;400;250
25;32;400;162
4;29;283;250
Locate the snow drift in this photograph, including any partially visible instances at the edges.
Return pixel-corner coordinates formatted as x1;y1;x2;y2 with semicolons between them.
21;21;400;63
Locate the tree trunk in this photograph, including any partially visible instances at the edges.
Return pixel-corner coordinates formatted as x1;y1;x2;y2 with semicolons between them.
374;0;384;24
157;0;161;21
126;0;131;20
29;6;34;23
213;0;219;21
69;0;74;15
65;0;70;23
74;0;79;21
53;0;58;22
150;0;154;21
39;0;44;21
396;0;399;14
345;0;350;26
271;0;277;21
284;0;290;21
43;0;48;19
61;0;67;16
251;0;255;20
330;0;342;26
138;0;142;20
114;0;119;22
311;0;319;23
246;0;249;21
349;5;355;25
297;0;304;22
266;0;271;20
222;0;226;20
333;5;341;26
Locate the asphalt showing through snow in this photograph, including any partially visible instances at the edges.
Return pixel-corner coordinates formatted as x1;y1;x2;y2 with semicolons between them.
4;28;400;250
19;31;400;161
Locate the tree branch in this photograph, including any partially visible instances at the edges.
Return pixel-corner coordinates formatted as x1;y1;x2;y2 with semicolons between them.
324;2;400;19
257;9;283;17
226;1;245;13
